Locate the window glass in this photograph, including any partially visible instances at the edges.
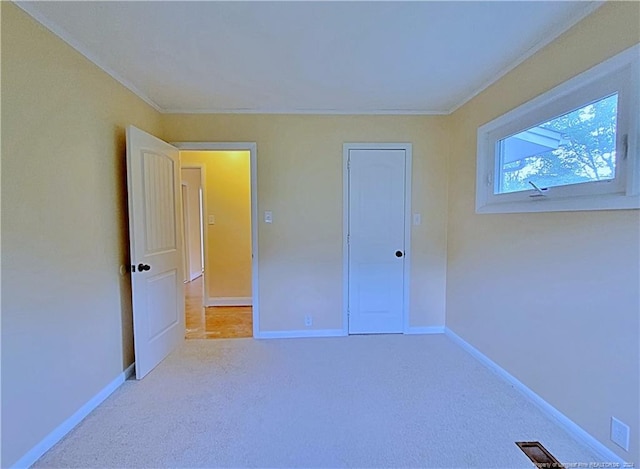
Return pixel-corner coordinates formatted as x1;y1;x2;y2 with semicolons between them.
496;93;618;194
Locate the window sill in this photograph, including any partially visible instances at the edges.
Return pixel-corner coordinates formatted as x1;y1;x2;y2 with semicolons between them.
476;193;640;214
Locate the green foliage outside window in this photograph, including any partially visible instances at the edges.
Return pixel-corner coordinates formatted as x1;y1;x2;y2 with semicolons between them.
500;94;618;194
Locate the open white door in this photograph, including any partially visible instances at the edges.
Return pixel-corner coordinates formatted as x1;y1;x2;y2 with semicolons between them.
126;125;184;379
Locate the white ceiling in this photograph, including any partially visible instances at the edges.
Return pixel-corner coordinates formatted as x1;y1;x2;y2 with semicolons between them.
17;1;602;114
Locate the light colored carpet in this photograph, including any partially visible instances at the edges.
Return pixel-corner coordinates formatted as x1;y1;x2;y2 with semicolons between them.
35;334;600;468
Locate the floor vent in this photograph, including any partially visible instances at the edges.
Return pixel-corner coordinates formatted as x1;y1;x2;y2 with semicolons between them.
516;441;564;468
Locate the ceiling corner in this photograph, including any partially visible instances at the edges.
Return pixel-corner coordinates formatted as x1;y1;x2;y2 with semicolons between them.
444;0;606;117
14;1;164;113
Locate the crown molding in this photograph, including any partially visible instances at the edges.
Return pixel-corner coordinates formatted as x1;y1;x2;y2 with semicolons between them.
14;1;163;113
15;0;604;117
446;0;605;114
160;108;448;115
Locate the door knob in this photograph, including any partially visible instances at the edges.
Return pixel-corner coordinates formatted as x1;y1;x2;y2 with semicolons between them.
137;263;151;272
395;251;404;258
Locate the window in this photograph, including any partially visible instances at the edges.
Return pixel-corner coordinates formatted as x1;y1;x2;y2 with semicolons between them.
496;94;618;194
476;45;639;214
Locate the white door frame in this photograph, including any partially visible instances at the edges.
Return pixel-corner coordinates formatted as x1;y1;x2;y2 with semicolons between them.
181;164;205;283
181;182;191;283
342;143;412;334
173;142;260;338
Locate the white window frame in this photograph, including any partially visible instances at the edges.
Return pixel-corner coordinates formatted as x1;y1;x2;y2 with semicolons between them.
476;44;639;214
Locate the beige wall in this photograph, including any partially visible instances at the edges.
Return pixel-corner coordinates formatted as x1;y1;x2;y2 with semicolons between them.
5;0;635;466
181;167;203;282
181;151;252;300
446;2;640;463
1;4;162;466
164;115;449;331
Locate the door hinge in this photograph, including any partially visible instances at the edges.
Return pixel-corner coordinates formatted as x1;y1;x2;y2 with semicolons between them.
347;234;350;244
347;157;350;170
622;134;629;160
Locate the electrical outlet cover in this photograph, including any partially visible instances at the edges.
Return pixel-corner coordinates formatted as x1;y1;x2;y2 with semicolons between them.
611;417;630;451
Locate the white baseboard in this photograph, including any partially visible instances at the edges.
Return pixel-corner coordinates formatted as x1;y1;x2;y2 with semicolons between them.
123;362;136;379
257;329;347;339
257;327;446;339
207;296;252;307
404;326;445;335
444;328;626;465
11;363;135;469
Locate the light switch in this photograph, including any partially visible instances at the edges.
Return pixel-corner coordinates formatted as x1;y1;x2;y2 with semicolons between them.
413;213;422;226
264;211;273;223
208;215;215;225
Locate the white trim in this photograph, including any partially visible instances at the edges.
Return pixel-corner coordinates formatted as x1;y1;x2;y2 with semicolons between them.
476;194;640;214
249;145;259;339
16;0;602;117
180;164;206;295
446;1;605;114
476;44;640;214
207;296;252;307
402;149;413;334
404;326;445;335
342;143;412;335
342;148;350;334
444;328;627;465
11;363;135;469
257;329;347;340
123;363;136;379
180;182;191;283
174;142;257;152
14;2;162;113
174;143;260;338
163;108;447;115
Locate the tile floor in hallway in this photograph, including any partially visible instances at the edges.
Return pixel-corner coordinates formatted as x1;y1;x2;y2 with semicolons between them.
184;276;253;339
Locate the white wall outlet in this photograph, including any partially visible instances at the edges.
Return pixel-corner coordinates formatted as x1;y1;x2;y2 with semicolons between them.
264;211;273;223
611;416;630;451
208;215;215;225
413;213;422;225
304;314;313;327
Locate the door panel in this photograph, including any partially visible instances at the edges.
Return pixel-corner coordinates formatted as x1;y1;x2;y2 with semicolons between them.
127;126;184;379
348;149;406;334
146;270;179;339
143;151;177;253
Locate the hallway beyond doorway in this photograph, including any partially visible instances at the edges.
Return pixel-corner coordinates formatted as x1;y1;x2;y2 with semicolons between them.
185;276;253;339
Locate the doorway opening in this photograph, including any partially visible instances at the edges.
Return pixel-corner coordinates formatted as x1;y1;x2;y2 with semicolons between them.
178;146;258;339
